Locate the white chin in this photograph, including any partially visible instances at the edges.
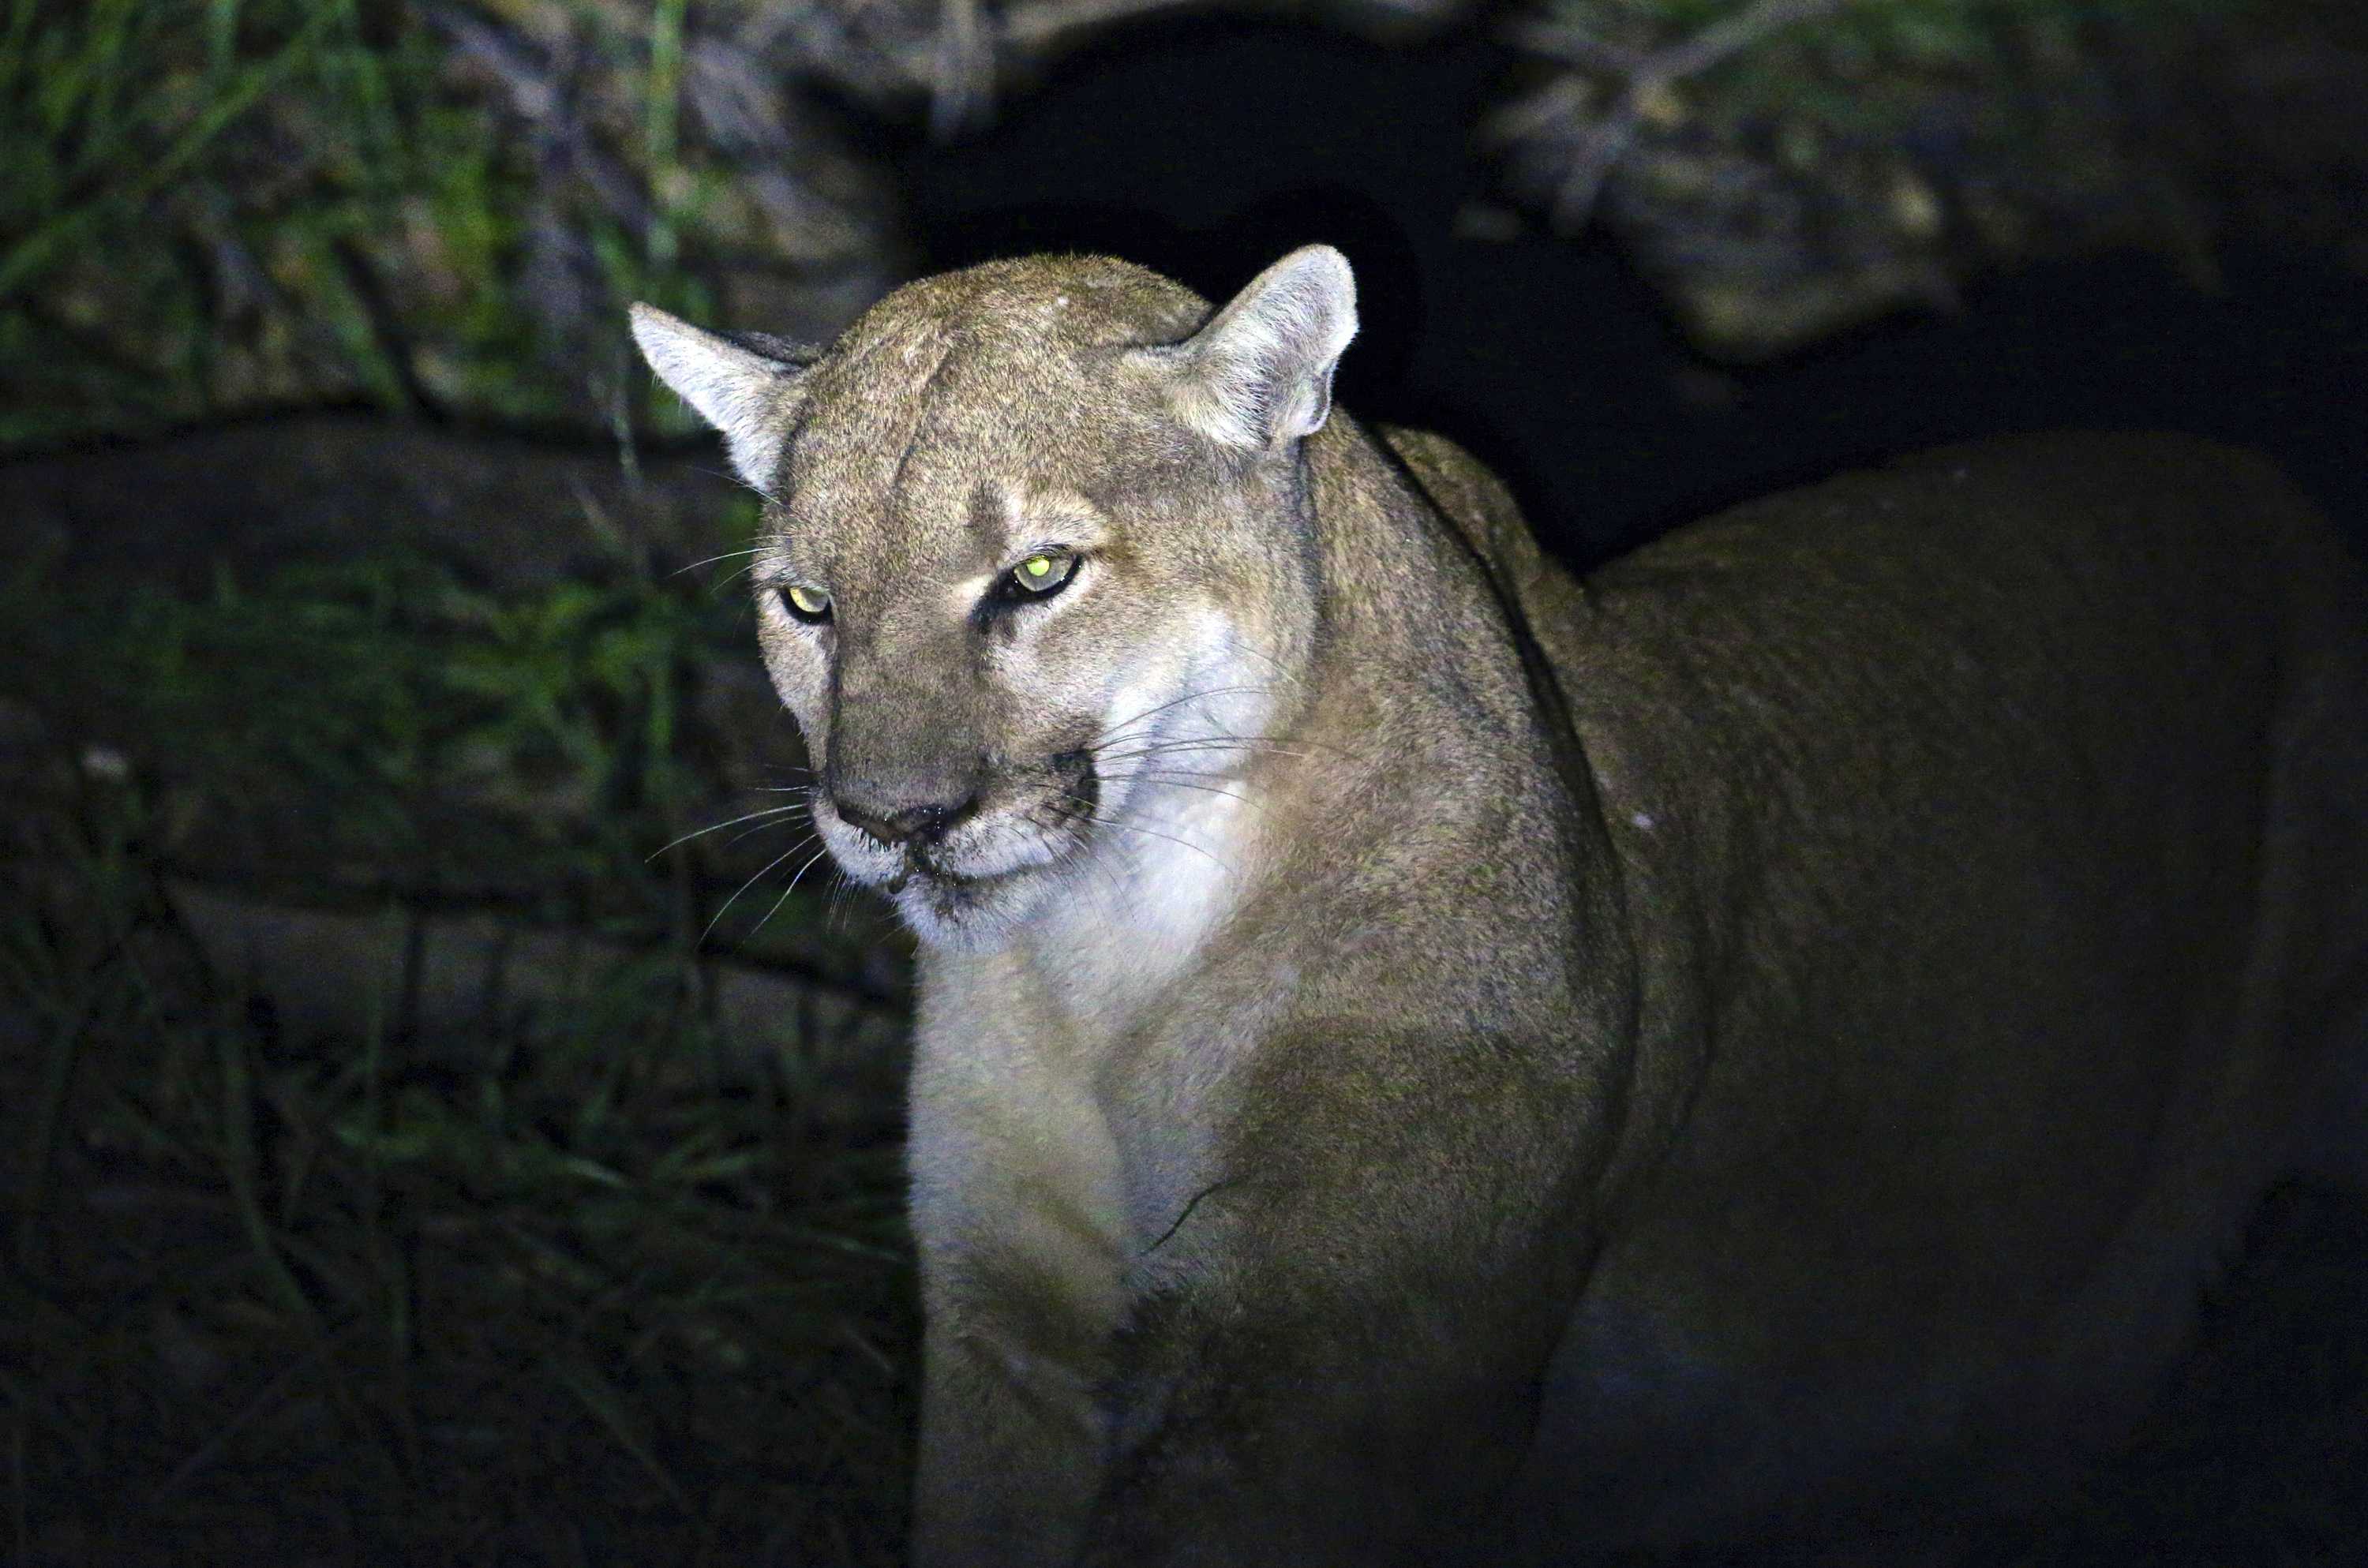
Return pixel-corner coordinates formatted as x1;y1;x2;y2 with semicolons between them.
893;866;1054;952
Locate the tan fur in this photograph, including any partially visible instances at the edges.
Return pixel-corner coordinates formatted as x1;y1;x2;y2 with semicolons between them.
632;253;2368;1565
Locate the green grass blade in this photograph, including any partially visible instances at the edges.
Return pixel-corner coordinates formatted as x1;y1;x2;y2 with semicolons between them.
0;2;338;303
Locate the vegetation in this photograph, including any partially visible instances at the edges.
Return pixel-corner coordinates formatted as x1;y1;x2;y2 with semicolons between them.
5;815;915;1565
2;529;918;1564
1496;0;2368;353
0;8;913;1555
0;0;894;444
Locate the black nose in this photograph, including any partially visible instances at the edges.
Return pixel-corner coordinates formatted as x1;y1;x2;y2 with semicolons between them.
833;792;976;848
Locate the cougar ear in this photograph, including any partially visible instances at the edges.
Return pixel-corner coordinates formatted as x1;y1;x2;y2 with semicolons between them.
629;302;815;489
1163;245;1358;454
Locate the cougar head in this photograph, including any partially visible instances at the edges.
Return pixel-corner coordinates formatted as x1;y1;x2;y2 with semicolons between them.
631;247;1358;949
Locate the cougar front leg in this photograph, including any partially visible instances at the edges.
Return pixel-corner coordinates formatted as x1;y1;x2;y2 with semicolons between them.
907;1140;1129;1566
910;1296;1107;1566
1075;1033;1601;1568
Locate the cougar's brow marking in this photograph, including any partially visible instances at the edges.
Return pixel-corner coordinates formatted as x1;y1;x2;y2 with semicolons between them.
886;326;963;506
1141;1179;1239;1258
1005;488;1113;556
968;482;1017;564
950;482;1032;608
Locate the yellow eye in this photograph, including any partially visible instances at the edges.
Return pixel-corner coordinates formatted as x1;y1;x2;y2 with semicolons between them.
780;583;832;622
1002;550;1077;600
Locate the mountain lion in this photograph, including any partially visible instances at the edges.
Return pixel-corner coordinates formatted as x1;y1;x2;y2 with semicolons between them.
631;247;2368;1565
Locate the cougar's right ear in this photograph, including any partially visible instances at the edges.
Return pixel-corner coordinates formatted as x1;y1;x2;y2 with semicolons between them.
629;303;815;489
1153;245;1358;455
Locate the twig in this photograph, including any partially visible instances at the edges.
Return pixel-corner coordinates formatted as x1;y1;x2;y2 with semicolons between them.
1651;0;1850;81
846;0;1217;110
329;237;447;422
927;0;992;140
1549;91;1647;235
1510;0;1855;231
1001;0;1204;52
1503;20;1647;75
144;1318;362;1513
424;2;653;234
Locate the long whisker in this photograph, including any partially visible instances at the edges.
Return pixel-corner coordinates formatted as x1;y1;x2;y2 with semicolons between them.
748;842;837;941
1023;814;1126;899
1002;800;1121;901
1095;735;1328;765
1088;813;1235;874
1073;829;1130;903
724;810;815;850
1053;787;1234;874
679;468;833;548
1101;770;1258;810
1094;683;1281;747
708;560;768;597
826;865;870;935
1228;638;1310;693
669;544;768;578
701;833;822;945
647;802;812;860
688;462;786;510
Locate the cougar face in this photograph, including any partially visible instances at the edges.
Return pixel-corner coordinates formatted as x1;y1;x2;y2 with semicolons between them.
642;256;1348;949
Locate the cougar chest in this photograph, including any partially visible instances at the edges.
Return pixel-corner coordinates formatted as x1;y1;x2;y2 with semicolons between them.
1029;781;1255;1037
912;791;1258;1323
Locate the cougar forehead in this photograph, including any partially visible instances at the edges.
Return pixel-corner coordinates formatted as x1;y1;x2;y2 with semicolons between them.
777;256;1212;565
751;253;1317;750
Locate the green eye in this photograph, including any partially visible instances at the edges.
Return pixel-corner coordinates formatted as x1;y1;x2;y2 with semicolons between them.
779;583;832;623
999;550;1078;602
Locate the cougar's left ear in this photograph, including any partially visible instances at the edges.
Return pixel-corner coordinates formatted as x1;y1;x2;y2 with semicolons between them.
629;303;816;489
1158;245;1358;455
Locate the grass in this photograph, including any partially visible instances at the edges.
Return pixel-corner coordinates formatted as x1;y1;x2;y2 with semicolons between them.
0;499;888;956
1495;0;2347;354
0;4;924;1547
0;0;747;446
1;523;920;1565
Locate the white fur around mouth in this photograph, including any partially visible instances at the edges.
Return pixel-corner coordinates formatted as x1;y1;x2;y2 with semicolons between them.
812;799;1086;949
890;855;1070;951
889;859;1001;896
845;825;1066;893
